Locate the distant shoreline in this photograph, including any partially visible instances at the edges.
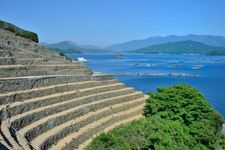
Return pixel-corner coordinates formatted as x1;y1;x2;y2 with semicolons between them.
94;72;199;78
67;52;225;57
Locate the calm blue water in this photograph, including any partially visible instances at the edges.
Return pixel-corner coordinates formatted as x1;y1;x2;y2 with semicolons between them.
68;53;225;117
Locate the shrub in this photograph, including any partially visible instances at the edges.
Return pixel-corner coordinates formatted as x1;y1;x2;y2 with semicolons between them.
86;84;225;149
0;20;39;43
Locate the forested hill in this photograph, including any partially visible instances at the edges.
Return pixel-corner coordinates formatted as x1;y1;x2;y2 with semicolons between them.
106;35;225;51
130;40;225;55
42;41;105;53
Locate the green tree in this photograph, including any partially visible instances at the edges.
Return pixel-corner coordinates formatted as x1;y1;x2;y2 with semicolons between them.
87;84;225;150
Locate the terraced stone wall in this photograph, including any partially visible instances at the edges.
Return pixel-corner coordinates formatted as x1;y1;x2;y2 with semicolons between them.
0;23;147;150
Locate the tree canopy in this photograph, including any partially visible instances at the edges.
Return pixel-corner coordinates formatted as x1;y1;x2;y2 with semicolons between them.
86;84;225;150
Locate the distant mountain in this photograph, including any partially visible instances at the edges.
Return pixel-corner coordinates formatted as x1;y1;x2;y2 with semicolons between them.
81;45;102;49
130;40;225;55
106;35;225;51
47;47;82;54
43;41;79;50
41;41;105;53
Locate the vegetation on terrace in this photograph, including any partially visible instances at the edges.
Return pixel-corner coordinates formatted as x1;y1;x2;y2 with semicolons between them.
0;20;39;43
87;84;225;149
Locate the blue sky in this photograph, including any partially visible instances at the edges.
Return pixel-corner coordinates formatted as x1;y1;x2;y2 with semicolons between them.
0;0;225;46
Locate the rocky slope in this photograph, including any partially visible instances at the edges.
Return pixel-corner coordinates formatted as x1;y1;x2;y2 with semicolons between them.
0;25;147;149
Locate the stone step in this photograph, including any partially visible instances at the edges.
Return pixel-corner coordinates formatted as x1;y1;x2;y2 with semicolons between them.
8;52;44;59
9;85;133;130
0;74;114;93
0;64;92;78
0;87;137;150
79;113;143;149
0;57;74;65
17;88;138;143
52;101;145;150
0;81;118;121
4;90;142;150
0;41;66;60
0;79;118;105
31;96;146;150
6;83;125;118
68;109;143;150
0;126;13;150
0;50;11;57
0;45;72;63
0;141;11;150
0;121;23;150
0;45;57;58
0;57;14;65
0;82;122;121
0;28;148;150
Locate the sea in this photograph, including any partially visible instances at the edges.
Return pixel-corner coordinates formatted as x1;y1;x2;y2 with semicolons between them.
67;53;225;117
